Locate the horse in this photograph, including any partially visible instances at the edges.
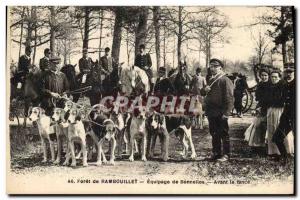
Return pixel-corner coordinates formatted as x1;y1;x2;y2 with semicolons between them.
101;62;123;97
119;65;150;97
10;65;42;126
60;64;80;101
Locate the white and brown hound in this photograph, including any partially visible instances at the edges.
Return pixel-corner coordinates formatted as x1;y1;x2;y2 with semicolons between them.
64;107;88;167
129;109;148;162
147;112;169;161
87;104;117;166
28;107;55;162
51;107;69;164
165;116;197;159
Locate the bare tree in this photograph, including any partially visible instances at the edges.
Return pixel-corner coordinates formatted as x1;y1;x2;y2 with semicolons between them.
162;6;216;66
134;7;149;55
250;28;270;65
193;7;229;68
153;6;161;69
255;6;294;66
111;7;124;64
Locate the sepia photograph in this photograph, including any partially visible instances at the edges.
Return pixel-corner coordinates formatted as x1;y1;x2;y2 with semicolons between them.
6;5;295;195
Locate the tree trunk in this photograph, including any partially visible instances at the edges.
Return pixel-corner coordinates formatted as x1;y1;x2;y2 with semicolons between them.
112;8;123;64
282;41;287;65
98;9;104;62
33;27;37;64
18;7;25;60
153;6;161;70
177;6;183;67
163;23;166;69
83;7;91;50
126;29;130;66
198;40;201;67
32;7;37;64
64;39;67;65
205;41;209;68
134;7;149;56
49;6;56;56
25;7;33;48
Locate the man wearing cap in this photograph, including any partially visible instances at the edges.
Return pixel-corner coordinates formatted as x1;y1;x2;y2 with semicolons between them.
134;44;154;91
154;67;175;95
40;56;69;115
17;46;32;85
200;58;234;162
272;64;295;164
39;48;51;72
100;47;115;80
78;48;93;85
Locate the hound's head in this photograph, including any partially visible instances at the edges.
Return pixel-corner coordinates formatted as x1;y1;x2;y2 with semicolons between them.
64;100;74;112
67;108;86;124
28;107;45;122
133;108;147;120
103;119;117;141
52;108;66;123
149;112;165;130
89;104;109;121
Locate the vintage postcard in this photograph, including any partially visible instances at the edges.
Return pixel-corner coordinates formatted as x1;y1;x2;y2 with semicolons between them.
6;6;295;194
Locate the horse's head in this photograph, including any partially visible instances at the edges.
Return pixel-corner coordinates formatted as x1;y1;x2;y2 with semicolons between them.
61;64;76;76
61;64;77;88
119;66;133;96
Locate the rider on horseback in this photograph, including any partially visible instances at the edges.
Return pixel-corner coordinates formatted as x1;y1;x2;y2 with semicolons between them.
100;47;115;81
39;48;51;72
78;48;93;85
134;44;154;93
17;46;32;88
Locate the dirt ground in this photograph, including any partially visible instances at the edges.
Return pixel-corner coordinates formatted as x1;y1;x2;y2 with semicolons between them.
7;115;294;194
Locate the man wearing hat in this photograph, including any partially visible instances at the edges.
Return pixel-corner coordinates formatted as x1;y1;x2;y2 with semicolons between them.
40;56;69;115
39;48;51;72
134;44;154;92
78;48;93;85
17;46;32;86
154;67;175;95
272;64;295;164
200;58;234;162
100;47;115;80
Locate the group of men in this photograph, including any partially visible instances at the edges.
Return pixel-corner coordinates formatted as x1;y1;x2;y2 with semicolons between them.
15;43;295;163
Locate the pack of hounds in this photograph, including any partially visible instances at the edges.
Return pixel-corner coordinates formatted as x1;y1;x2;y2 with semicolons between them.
28;99;198;167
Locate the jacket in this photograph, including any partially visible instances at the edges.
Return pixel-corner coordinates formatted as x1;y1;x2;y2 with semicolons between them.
201;73;234;117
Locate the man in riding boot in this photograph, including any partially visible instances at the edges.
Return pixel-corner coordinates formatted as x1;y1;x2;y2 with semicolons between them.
200;58;234;162
39;48;51;72
78;48;93;85
154;67;175;95
40;56;69;116
100;47;115;80
272;63;295;164
17;46;32;87
134;44;154;92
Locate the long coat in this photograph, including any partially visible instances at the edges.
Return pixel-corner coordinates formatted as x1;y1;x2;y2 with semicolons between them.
201;73;234;117
40;71;70;112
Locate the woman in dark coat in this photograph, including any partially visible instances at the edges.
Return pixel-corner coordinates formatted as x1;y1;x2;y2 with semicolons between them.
245;68;270;147
266;68;294;157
